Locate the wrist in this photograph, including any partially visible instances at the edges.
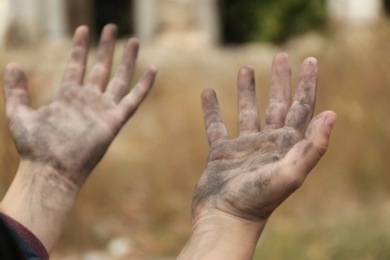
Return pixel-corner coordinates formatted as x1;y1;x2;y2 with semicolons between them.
178;208;267;260
5;159;80;200
1;159;79;252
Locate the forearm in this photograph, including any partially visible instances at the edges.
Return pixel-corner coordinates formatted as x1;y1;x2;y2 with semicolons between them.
178;209;266;260
0;159;79;253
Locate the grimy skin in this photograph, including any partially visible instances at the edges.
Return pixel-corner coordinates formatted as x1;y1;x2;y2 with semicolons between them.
179;54;336;259
1;24;157;253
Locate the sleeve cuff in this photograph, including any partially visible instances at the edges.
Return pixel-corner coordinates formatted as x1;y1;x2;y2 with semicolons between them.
0;213;49;260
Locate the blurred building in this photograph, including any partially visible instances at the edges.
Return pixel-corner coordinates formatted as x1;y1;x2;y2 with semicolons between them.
0;0;220;48
0;0;66;45
327;0;388;26
0;0;389;48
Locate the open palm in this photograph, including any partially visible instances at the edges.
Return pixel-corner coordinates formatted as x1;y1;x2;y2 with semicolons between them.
193;54;336;223
3;24;157;185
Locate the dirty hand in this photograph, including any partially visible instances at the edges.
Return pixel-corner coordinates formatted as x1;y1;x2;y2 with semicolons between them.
179;53;336;259
1;24;156;253
3;24;156;186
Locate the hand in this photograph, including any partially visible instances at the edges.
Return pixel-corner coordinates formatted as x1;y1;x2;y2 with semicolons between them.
179;53;336;259
1;24;157;253
3;24;156;186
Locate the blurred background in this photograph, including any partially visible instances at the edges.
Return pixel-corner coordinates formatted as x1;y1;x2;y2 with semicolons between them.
0;0;390;259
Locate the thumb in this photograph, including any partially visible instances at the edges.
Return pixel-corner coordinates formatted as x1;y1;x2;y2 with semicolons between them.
279;111;337;187
3;63;31;118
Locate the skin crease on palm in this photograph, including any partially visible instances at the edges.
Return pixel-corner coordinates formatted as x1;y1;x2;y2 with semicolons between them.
3;24;157;186
192;54;337;226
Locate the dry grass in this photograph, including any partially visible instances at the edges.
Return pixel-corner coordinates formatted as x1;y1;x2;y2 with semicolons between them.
1;21;390;259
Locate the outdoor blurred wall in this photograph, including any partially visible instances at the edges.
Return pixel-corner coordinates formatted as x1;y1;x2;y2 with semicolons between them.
0;0;389;47
1;0;390;259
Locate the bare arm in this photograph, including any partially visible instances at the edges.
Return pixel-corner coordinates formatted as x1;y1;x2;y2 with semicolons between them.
179;53;336;259
1;24;157;253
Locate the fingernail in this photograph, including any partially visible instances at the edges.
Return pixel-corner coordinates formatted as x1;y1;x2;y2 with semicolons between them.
325;112;337;131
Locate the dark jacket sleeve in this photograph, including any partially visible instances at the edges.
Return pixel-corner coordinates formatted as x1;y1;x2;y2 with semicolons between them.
0;213;49;260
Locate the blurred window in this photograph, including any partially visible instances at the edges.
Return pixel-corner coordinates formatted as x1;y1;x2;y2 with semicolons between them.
67;0;133;41
94;0;133;39
384;0;390;16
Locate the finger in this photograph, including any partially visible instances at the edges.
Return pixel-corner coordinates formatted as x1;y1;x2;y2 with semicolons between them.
104;38;139;103
61;25;90;85
265;53;291;130
87;24;118;92
118;67;157;121
237;66;260;136
3;63;31;117
201;88;228;146
279;111;336;189
284;57;318;135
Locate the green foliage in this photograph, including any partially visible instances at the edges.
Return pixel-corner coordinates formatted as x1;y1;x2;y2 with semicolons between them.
222;0;326;44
